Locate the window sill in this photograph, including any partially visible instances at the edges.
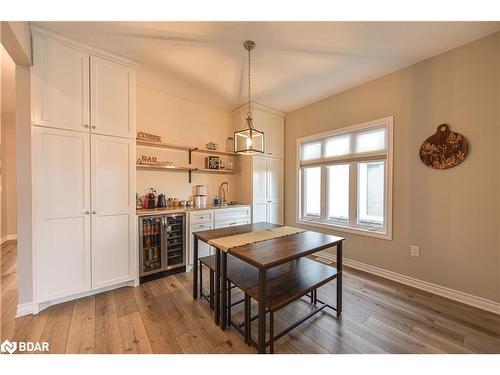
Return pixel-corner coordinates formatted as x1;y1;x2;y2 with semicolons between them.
296;219;392;240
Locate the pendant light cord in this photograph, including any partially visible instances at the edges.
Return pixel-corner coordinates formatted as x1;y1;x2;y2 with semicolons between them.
247;44;252;122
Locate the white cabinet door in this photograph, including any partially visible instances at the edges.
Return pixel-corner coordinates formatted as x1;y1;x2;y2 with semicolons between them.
268;158;284;203
268;202;283;225
268;115;284;158
32;37;90;132
91;135;135;289
90;56;136;139
34;127;91;302
268;158;284;224
252;156;269;223
190;222;214;265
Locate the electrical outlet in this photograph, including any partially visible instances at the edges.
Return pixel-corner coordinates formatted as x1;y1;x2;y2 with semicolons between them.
410;245;420;257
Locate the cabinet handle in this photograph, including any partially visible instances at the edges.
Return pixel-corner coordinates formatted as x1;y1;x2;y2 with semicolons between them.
91;126;96;129
83;124;89;128
92;211;96;214
84;210;90;214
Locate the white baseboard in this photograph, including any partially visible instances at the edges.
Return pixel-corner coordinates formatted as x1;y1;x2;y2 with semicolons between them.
317;251;500;315
17;279;136;316
1;234;17;245
16;302;33;317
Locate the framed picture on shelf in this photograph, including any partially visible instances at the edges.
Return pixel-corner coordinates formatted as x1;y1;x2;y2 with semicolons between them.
206;156;220;170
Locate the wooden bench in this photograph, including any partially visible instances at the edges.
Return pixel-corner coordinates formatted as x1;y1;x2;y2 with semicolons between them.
198;254;339;352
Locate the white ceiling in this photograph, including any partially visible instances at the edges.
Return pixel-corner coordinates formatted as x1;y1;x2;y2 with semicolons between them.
1;45;16;114
33;22;500;112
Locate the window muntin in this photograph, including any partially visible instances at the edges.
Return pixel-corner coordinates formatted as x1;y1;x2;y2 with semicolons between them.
298;117;392;239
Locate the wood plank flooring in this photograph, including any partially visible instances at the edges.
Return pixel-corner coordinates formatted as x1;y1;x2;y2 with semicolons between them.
1;240;499;354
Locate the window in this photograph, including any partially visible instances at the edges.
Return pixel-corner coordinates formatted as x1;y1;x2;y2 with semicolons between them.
297;117;393;239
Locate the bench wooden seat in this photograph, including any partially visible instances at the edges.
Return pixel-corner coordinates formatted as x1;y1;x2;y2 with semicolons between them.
199;254;338;311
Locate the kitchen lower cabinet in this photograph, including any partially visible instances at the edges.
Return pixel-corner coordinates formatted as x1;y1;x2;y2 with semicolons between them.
33;127;92;302
188;210;215;267
91;135;135;289
187;207;251;268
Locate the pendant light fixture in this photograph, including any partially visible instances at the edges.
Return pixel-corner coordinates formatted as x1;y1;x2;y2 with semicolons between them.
234;40;264;154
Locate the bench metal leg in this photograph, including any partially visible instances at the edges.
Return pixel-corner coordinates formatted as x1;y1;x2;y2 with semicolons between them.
209;269;214;309
227;280;232;326
199;260;203;299
244;294;251;345
269;311;274;354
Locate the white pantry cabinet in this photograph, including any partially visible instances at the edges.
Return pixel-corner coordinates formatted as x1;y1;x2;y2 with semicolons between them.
33;127;92;302
32;36;90;132
91;135;136;289
251;156;284;225
31;27;139;312
31;29;138;139
90;56;136;138
231;103;285;225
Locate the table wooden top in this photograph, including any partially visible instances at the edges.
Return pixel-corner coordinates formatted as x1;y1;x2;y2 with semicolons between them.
194;222;344;270
193;222;279;242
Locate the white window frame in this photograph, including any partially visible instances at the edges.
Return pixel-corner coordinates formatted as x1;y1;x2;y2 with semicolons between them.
296;116;393;240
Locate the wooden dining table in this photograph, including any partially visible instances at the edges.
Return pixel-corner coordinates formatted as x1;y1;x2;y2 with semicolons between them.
192;222;344;354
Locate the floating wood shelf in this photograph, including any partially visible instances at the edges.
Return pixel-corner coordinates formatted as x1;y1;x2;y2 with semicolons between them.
136;139;193;152
196;168;239;174
136;139;239;157
136;164;196;172
136;164;239;182
192;149;239;157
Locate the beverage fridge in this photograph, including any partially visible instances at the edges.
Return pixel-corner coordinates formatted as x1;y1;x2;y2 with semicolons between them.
139;213;186;281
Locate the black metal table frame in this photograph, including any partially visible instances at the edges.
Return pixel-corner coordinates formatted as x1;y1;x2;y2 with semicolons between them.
192;234;343;354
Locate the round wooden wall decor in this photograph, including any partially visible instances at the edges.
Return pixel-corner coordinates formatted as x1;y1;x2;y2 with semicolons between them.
419;124;469;169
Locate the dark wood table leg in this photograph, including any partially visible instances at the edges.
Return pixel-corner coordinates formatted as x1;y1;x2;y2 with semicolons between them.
336;241;343;316
214;248;220;325
192;237;199;299
258;268;267;354
221;251;227;330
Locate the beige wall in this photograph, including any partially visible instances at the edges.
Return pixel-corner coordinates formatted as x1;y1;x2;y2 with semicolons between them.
136;85;241;203
285;32;500;303
1;113;17;239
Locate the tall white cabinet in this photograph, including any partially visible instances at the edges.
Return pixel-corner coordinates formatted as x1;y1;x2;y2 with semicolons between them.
232;103;285;225
31;27;140;311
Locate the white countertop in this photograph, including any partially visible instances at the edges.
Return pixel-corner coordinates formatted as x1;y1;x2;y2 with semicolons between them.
136;204;251;217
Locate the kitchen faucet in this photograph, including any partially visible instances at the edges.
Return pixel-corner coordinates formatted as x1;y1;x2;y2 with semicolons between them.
219;182;229;204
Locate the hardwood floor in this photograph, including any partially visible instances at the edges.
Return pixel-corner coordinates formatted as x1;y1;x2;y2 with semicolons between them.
1;240;499;354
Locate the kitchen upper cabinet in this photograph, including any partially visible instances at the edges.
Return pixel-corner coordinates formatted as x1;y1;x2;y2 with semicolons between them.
34;127;91;302
32;37;90;132
90;56;136;138
268;115;284;158
91;135;135;289
31;31;138;139
252;108;269;136
231;103;284;158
